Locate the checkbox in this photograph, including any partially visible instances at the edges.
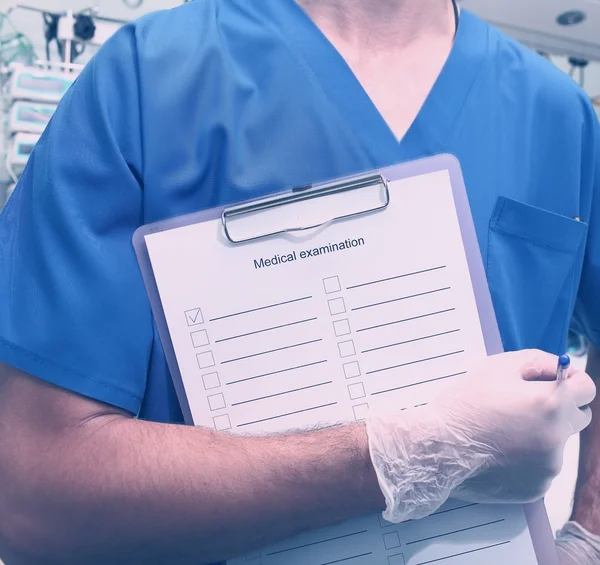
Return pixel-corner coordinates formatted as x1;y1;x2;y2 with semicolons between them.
333;319;351;337
328;297;346;316
323;276;341;294
213;414;231;431
185;308;204;326
208;393;226;411
388;553;406;565
245;552;261;560
202;372;221;390
338;340;356;358
379;514;394;528
191;329;210;348
353;403;369;421
343;361;361;379
348;382;366;400
383;531;401;550
197;351;215;369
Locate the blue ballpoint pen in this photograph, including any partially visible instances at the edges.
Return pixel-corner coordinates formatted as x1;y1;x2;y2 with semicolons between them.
556;354;571;382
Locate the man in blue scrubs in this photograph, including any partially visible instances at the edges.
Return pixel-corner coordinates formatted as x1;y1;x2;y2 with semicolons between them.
0;0;599;562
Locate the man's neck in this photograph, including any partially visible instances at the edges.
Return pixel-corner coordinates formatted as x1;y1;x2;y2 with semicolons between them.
296;0;455;51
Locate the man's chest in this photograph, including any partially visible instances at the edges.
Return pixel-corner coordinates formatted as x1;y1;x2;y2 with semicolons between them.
334;40;455;141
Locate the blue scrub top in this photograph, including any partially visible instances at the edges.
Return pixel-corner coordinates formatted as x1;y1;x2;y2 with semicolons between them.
0;0;599;424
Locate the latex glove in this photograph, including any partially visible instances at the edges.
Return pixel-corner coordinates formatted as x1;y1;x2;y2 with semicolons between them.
366;350;596;523
556;521;600;565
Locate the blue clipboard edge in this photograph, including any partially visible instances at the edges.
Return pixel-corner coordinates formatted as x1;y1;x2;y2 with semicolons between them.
132;153;558;565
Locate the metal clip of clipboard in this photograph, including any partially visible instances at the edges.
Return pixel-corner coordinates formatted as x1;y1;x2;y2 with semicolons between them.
222;173;390;244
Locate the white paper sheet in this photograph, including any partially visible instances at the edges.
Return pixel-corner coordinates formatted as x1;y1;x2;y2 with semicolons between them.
144;170;540;565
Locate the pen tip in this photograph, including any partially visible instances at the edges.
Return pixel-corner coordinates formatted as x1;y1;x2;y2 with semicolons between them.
558;354;570;367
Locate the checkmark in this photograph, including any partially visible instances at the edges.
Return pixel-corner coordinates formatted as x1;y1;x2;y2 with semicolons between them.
185;308;204;326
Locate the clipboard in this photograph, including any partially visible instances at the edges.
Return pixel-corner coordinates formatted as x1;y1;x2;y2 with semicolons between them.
133;154;559;565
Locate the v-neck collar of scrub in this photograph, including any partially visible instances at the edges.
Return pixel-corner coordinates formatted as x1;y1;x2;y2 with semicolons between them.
248;0;490;168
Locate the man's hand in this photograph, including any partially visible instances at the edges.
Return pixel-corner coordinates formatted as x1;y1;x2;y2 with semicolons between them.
367;350;596;523
570;344;600;535
0;363;384;565
556;521;600;565
556;344;600;565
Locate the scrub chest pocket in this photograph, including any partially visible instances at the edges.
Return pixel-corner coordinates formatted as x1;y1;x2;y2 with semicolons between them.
486;196;588;354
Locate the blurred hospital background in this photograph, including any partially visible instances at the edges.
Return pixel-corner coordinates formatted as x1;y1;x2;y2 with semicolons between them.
0;0;598;553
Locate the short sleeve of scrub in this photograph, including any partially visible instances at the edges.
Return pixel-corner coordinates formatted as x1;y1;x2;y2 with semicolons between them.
572;105;600;350
0;24;153;414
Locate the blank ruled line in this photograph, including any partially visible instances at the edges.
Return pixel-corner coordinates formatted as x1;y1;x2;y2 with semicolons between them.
406;519;505;546
321;553;372;565
351;287;451;312
431;503;478;517
221;339;322;364
400;402;429;411
231;381;333;407
209;296;312;322
362;329;460;354
366;351;465;375
372;372;466;396
266;530;368;556
408;503;478;522
226;360;328;386
356;308;455;333
237;403;337;428
215;317;318;343
400;402;427;412
415;541;511;564
347;265;447;290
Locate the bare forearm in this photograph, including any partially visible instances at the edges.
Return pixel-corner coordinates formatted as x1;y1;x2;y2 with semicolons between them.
4;415;383;565
571;344;600;534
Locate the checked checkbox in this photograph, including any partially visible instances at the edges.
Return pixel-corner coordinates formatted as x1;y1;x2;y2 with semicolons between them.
185;308;204;327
